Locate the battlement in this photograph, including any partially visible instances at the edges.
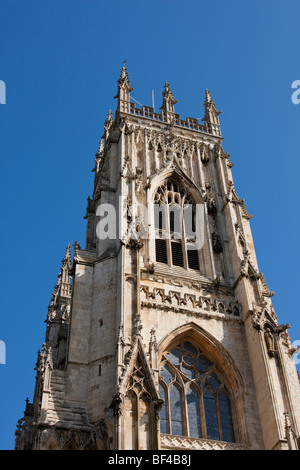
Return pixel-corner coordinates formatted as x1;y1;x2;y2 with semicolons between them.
119;100;221;136
128;101;206;131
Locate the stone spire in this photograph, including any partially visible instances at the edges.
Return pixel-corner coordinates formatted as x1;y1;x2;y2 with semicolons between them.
114;61;133;113
202;89;222;136
160;82;178;115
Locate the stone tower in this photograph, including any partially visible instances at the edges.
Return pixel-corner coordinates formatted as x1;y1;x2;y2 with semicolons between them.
15;65;300;451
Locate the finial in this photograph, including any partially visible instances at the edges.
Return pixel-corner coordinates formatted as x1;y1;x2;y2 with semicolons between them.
205;89;212;103
203;89;222;136
162;82;177;103
73;241;81;258
119;62;129;83
114;63;133;111
204;89;220;114
115;62;133;95
65;243;71;260
61;243;72;272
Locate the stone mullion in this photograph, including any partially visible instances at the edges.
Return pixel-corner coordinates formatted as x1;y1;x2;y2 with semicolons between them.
215;394;223;442
136;394;140;450
166;386;172;435
182;384;189;437
199;392;207;439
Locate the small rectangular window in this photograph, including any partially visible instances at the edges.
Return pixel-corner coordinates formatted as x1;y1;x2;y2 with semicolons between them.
99;365;102;376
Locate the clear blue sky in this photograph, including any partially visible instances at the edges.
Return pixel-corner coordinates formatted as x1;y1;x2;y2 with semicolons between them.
0;0;299;450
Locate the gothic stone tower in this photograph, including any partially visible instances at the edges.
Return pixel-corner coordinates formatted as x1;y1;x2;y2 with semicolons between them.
15;66;300;451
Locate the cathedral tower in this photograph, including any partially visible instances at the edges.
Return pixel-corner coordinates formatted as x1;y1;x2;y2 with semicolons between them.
15;66;300;451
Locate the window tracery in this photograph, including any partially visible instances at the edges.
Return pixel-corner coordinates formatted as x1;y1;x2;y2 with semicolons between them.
159;340;235;443
154;180;200;271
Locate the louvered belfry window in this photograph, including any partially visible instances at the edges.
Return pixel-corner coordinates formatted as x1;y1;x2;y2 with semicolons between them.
154;180;200;271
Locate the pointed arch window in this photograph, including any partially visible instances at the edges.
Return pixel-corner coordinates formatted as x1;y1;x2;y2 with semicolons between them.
154;180;200;271
159;340;235;443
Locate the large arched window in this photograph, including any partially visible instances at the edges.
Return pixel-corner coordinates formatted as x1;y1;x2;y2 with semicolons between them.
154;179;200;271
159;340;235;443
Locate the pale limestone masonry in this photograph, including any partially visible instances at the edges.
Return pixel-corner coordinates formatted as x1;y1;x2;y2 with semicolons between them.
15;66;300;451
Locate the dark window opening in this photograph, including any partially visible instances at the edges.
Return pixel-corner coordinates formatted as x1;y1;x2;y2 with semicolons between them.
155;239;168;264
171;241;184;267
187;249;200;270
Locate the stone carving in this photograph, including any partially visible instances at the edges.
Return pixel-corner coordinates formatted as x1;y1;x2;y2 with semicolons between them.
264;326;276;357
250;303;263;330
260;273;275;298
149;336;158;372
140;284;241;323
160;434;248;451
276;323;290;334
212;231;223;253
200;145;210;164
17;425;98;450
240;199;253;220
132;313;143;339
225;181;253;219
110;392;123;417
204;183;217;216
250;303;279;333
121;205;146;249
